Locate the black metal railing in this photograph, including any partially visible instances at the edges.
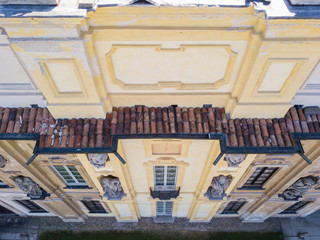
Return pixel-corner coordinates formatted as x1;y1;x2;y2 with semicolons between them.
150;187;180;200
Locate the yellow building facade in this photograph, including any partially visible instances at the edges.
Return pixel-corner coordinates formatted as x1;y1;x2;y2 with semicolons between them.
0;0;320;223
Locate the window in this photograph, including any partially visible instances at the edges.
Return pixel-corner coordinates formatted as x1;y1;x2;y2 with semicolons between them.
241;167;278;189
15;200;48;213
81;200;107;214
53;165;87;188
0;180;9;188
156;201;173;216
154;166;178;190
280;201;312;214
221;201;246;215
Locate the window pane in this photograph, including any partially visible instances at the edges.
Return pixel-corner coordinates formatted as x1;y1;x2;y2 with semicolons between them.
154;166;177;189
221;201;246;214
243;167;278;188
53;165;87;187
154;166;165;186
82;200;107;214
15;200;48;213
156;201;173;216
280;201;312;214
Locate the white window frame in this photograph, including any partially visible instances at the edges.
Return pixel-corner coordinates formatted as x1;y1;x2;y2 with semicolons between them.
52;165;87;187
156;201;173;216
154;166;178;190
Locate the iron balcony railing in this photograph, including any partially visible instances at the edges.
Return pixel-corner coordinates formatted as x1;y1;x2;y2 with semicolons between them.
150;187;180;200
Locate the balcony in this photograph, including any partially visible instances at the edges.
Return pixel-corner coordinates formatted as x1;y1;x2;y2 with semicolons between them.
150;187;180;200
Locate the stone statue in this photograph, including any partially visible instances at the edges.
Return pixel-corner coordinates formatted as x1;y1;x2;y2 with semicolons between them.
101;176;126;200
88;154;109;168
14;176;44;199
0;155;6;168
205;175;232;200
224;154;246;168
279;176;319;201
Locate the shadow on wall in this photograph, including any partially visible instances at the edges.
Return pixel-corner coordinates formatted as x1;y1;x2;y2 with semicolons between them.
0;5;56;17
305;209;320;226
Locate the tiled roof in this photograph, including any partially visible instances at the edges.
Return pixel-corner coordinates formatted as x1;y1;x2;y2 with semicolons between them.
0;106;319;149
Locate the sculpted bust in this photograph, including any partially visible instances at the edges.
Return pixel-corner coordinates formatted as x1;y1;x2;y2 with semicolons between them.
14;176;43;198
224;154;246;168
88;154;109;168
279;176;319;201
205;175;232;200
101;176;126;200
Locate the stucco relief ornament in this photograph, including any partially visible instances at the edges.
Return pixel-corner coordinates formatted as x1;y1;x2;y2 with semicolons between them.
205;175;232;200
224;154;246;168
279;176;319;201
14;176;50;200
0;155;7;168
101;176;126;200
88;154;109;168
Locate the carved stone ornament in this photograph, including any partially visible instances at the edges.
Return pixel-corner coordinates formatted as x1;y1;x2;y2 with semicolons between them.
205;175;232;200
101;175;126;200
279;176;319;201
88;154;109;168
0;155;7;168
14;176;50;200
224;154;246;168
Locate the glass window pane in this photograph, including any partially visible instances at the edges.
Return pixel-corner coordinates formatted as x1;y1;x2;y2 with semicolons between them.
53;165;87;187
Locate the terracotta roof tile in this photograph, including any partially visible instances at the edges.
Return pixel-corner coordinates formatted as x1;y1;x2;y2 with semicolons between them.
0;105;319;149
312;114;320;133
117;107;124;134
182;107;190;134
105;114;112;147
234;118;244;147
174;107;182;133
228;119;237;147
124;107;130;134
75;118;83;148
21;107;29;133
1;108;10;134
13;107;23;134
156;107;163;134
143;106;150;134
168;106;175;134
6;108;16;134
215;108;222;133
201;107;209;134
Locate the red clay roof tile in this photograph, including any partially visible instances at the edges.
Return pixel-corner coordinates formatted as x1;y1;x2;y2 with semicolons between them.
0;105;318;149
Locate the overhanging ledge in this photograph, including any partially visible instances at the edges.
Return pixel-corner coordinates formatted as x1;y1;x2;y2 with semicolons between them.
24;132;315;166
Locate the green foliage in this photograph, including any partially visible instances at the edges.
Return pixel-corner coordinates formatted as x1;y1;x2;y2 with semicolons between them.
39;230;282;240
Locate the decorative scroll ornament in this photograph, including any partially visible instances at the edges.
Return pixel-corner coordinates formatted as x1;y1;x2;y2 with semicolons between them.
205;175;232;200
14;176;50;200
101;176;126;200
0;155;7;168
279;176;319;201
88;154;109;168
224;154;246;168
